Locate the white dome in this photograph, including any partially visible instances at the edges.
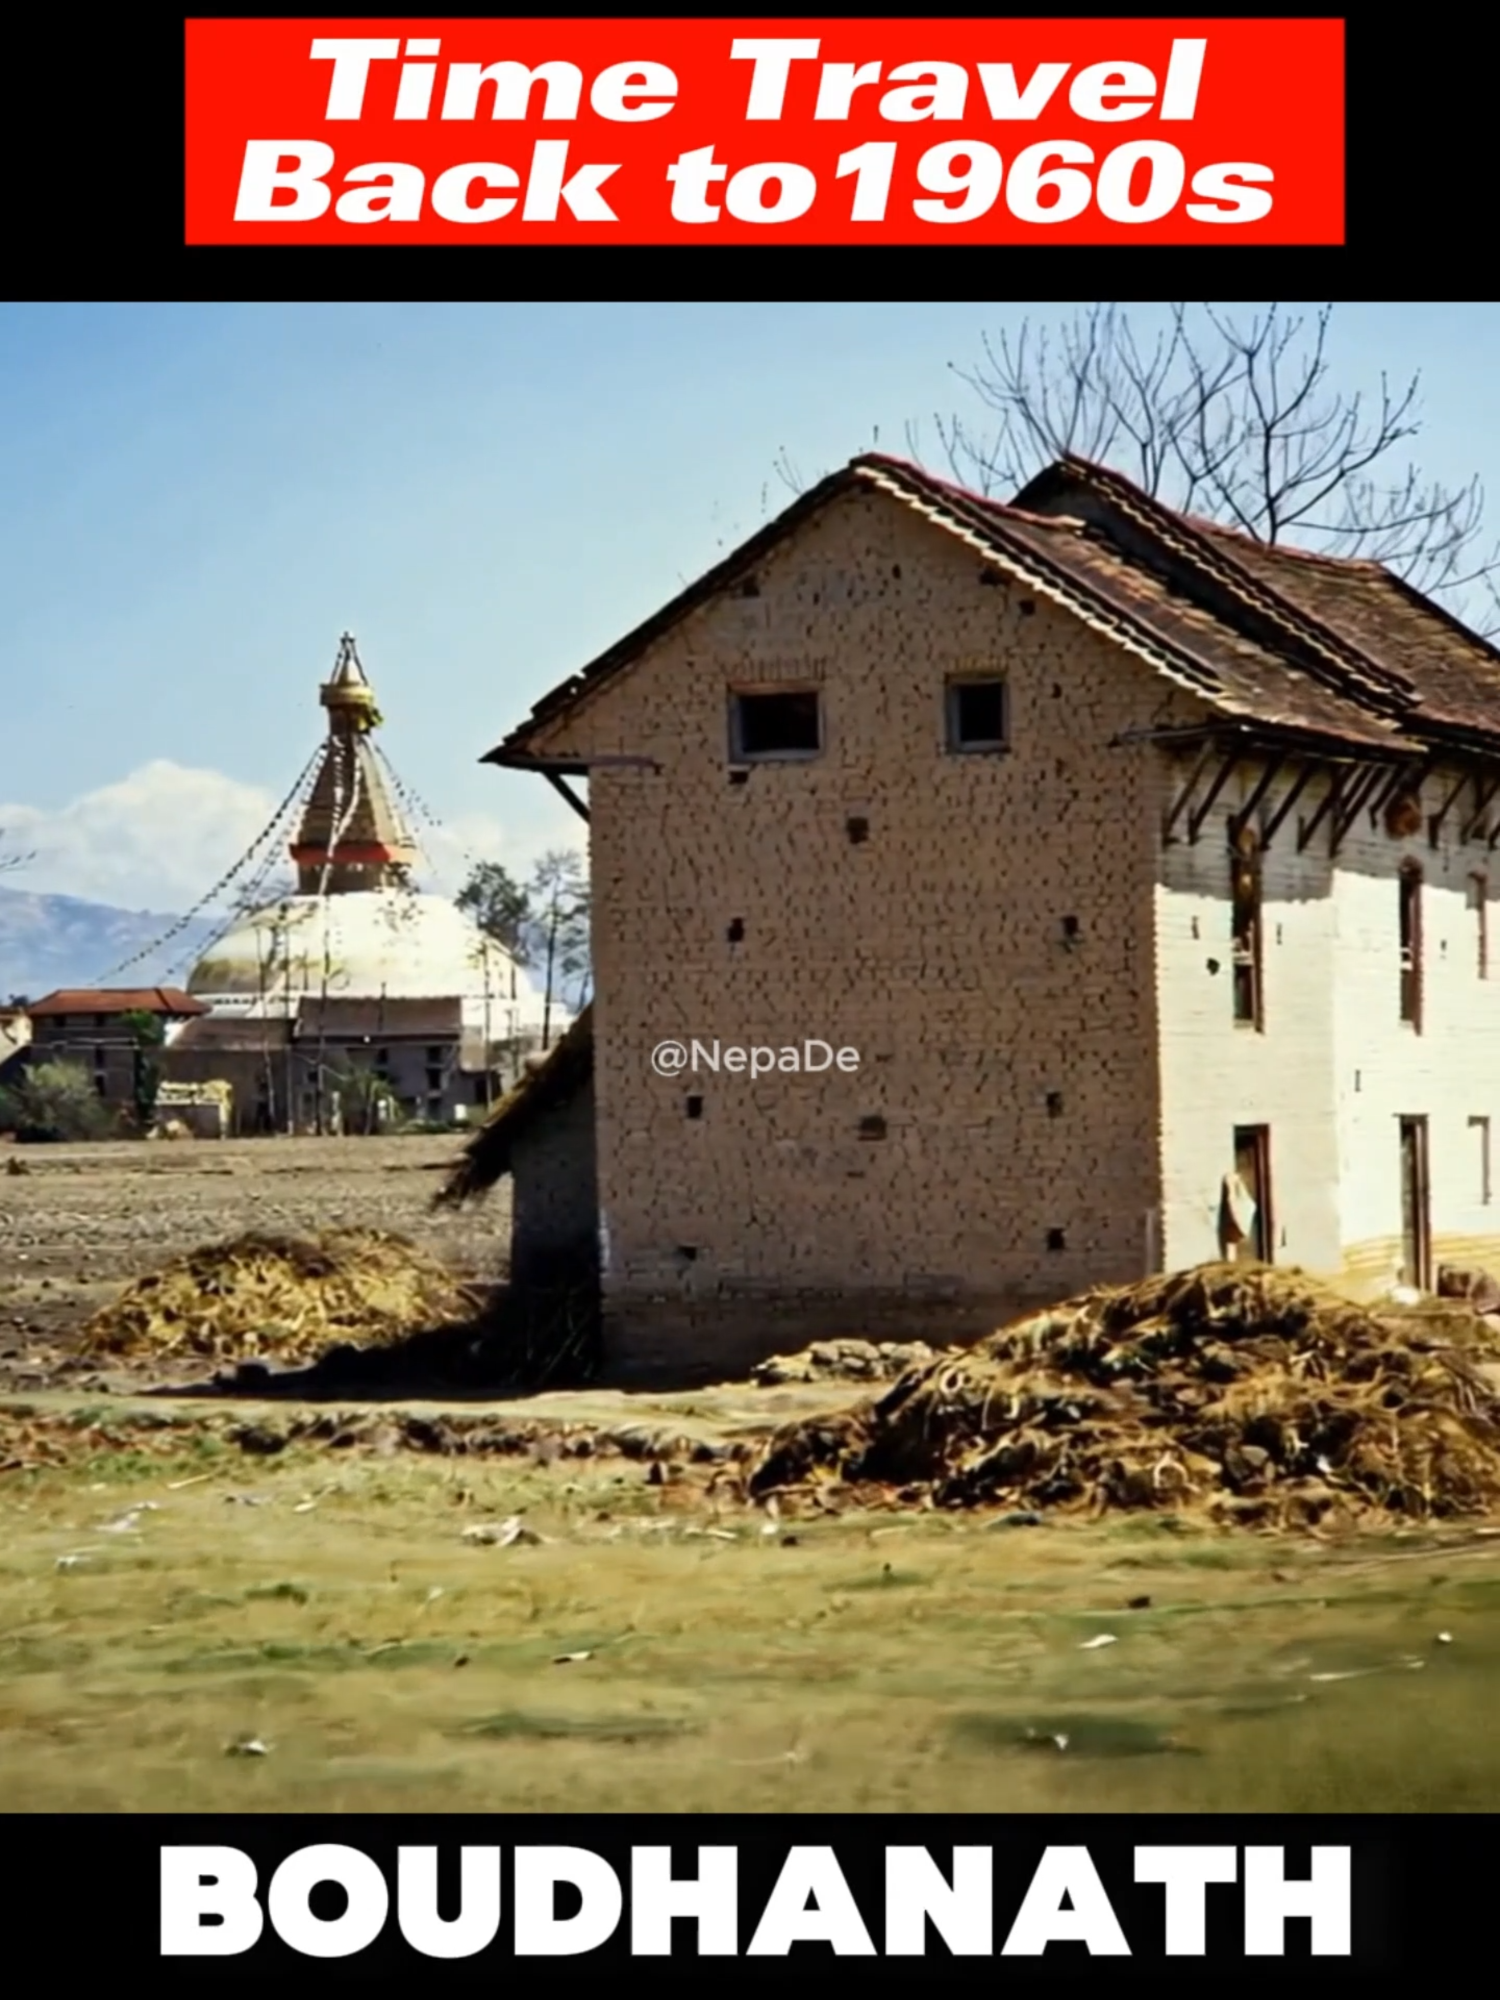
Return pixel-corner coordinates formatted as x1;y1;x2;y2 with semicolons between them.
187;888;559;1041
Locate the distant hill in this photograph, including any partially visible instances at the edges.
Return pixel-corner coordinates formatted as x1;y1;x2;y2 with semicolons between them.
0;885;219;1002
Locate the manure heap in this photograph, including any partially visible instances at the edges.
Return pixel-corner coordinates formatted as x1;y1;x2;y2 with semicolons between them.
747;1263;1500;1527
78;1228;472;1367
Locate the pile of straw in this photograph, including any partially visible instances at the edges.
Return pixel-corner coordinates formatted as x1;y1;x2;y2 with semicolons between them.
747;1263;1500;1527
78;1229;473;1366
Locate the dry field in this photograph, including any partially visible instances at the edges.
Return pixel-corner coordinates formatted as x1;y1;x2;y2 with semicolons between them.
4;1134;1500;1814
0;1134;503;1387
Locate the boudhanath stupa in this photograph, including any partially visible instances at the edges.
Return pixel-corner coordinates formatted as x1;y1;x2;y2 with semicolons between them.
171;635;564;1130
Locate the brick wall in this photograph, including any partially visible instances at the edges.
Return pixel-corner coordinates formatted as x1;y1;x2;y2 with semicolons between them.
522;485;1173;1378
1155;768;1342;1274
1156;754;1500;1297
1331;774;1500;1292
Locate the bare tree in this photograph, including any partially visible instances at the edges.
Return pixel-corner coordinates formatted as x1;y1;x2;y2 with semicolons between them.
892;303;1500;631
527;849;590;1050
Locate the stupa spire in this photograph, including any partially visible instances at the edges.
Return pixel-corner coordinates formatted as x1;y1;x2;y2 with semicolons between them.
289;634;419;894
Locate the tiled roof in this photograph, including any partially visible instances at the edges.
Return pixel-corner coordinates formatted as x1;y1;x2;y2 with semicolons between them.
27;987;209;1019
168;1015;292;1052
294;997;463;1040
485;450;1500;769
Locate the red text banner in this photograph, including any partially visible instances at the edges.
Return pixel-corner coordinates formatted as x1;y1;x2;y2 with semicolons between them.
183;18;1345;244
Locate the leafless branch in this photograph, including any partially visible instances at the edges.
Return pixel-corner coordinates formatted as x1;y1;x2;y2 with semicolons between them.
914;302;1500;635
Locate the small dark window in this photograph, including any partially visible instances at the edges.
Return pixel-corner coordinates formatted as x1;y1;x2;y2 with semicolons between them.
847;816;869;844
946;678;1008;751
1046;1091;1063;1118
1046;1227;1066;1251
858;1115;887;1140
727;918;745;943
425;1045;443;1063
1399;864;1423;1028
1231;845;1263;1029
686;1095;703;1120
730;689;821;760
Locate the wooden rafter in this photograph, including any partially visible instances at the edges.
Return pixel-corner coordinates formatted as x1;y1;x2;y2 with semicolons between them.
1426;765;1472;841
1259;762;1316;850
1227;755;1285;846
541;770;590;823
1330;764;1393;854
1297;766;1352;852
1372;759;1428;817
1161;739;1222;844
1461;773;1500;846
1185;746;1242;844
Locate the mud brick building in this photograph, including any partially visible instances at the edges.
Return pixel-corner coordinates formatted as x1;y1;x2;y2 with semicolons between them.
21;987;208;1113
449;450;1500;1384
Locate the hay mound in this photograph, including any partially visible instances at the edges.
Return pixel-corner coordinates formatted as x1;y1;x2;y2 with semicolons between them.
78;1228;473;1366
751;1337;941;1385
746;1262;1500;1528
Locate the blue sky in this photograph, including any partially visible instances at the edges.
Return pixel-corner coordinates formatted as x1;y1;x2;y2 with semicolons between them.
2;300;1498;913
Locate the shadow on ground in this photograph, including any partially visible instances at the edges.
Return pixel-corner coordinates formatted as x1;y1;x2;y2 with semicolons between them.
145;1277;602;1404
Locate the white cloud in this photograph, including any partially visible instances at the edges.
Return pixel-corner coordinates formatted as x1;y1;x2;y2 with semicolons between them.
0;759;570;913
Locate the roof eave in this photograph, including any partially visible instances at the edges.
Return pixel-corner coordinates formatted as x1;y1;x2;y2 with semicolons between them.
481;463;872;766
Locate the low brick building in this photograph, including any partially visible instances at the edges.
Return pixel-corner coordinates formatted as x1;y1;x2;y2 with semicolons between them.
21;987;208;1114
167;996;500;1133
451;450;1500;1384
442;1005;596;1285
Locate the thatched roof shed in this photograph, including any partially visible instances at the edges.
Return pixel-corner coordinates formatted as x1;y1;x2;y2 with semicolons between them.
434;1004;594;1207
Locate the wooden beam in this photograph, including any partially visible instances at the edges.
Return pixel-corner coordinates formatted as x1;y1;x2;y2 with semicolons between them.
1427;765;1472;841
542;771;590;823
1330;765;1392;854
1185;747;1242;844
1228;755;1285;847
1259;762;1316;849
1372;760;1427;817
1297;766;1351;852
1161;739;1222;844
1461;773;1500;846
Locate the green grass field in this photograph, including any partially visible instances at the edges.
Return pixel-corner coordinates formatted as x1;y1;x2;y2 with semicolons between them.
3;1392;1498;1813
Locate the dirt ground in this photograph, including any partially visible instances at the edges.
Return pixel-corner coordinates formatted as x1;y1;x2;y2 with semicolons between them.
9;1134;1500;1810
0;1134;506;1388
6;1386;1500;1812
